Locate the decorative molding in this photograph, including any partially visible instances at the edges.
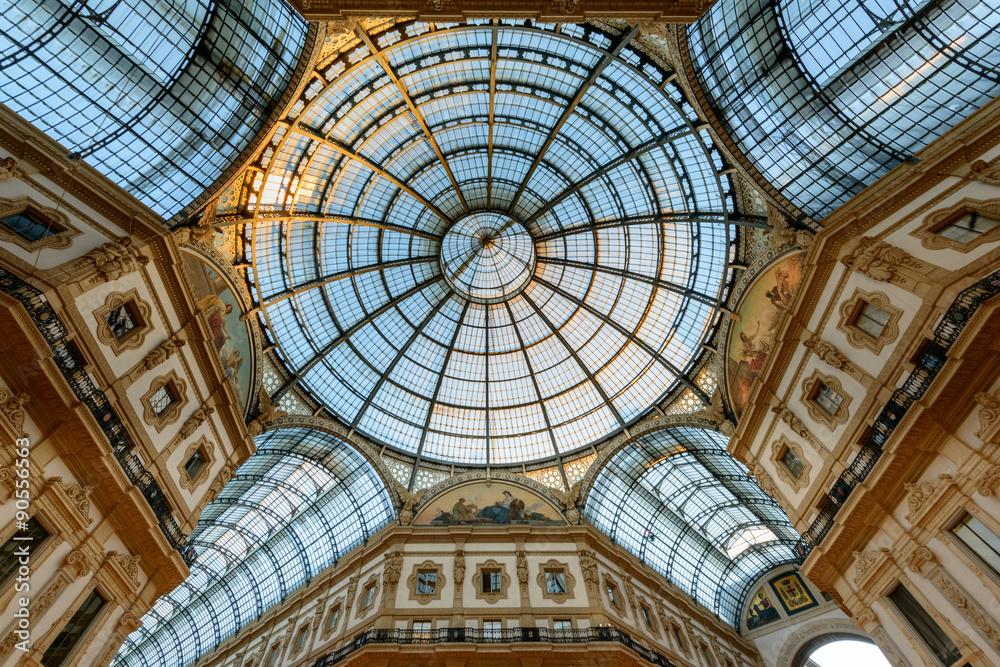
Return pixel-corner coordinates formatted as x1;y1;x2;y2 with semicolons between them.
637;596;659;633
770;436;811;492
0;387;30;437
549;481;582;524
770;401;818;444
851;548;890;585
394;480;428;526
841;237;922;288
94;288;153;355
63;549;92;579
406;560;445;605
930;567;1000;653
973;388;1000;439
747;457;783;503
246;389;287;437
976;464;1000;497
57;481;93;524
803;337;858;377
171;404;214;449
138;337;186;376
320;597;344;639
107;550;142;587
453;550;465;591
601;572;626;617
473;559;510;605
837;289;903;355
689;387;735;437
141;370;188;432
354;573;380;619
78;236;150;283
579;550;599;596
383;550;403;594
903;476;950;522
177;435;214;492
0;196;80;251
536;558;576;604
913;197;1000;252
906;546;934;573
799;370;851;431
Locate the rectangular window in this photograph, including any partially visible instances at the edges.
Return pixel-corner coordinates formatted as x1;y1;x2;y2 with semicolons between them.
1;212;56;242
780;447;804;479
853;301;890;338
552;620;572;631
265;646;279;667
416;570;437;594
363;584;376;607
606;584;619;606
0;518;49;586
184;449;206;480
812;382;843;416
951;513;1000;577
482;569;501;594
412;620;432;641
40;590;106;667
938;212;1000;244
887;584;962;665
326;606;340;632
482;620;502;640
673;627;685;650
641;606;653;628
104;302;140;340
545;569;566;594
701;644;716;667
149;384;176;416
294;626;307;651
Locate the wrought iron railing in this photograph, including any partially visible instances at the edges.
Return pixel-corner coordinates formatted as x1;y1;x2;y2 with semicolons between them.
0;268;195;565
313;626;680;667
794;269;1000;557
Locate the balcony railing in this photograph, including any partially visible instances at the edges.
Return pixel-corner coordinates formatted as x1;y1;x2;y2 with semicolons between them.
795;268;1000;557
0;268;195;566
313;626;680;667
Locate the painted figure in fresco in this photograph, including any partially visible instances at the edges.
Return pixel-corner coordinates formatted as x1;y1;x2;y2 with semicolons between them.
452;498;470;522
746;591;780;630
197;294;233;354
739;321;771;372
477;490;524;524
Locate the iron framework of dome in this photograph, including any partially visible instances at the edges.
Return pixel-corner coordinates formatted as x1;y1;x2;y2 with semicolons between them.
242;19;747;469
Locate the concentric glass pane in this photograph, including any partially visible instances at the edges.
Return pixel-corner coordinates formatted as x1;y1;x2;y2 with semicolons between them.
251;20;734;466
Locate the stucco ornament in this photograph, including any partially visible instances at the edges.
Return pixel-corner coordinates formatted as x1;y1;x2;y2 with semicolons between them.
394;480;427;525
550;481;582;524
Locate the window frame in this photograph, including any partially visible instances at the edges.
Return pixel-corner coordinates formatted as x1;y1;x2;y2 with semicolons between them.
945;510;1000;591
407;560;446;604
0;196;79;252
473;560;510;604
915;198;1000;252
884;582;963;666
837;289;902;354
39;586;110;667
537;559;576;603
141;370;188;432
800;371;851;430
94;289;153;356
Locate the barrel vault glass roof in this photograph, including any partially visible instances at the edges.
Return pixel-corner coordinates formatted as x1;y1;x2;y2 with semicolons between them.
248;19;739;468
114;428;394;667
0;0;307;218
586;427;800;625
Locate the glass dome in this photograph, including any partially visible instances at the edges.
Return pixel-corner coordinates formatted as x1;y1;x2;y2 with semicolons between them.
250;20;736;467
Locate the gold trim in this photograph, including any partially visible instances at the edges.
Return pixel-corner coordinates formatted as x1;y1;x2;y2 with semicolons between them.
800;370;851;431
473;559;510;605
837;288;902;355
536;559;575;604
177;435;214;492
94;289;153;356
770;436;811;492
0;196;80;251
406;560;446;605
913;197;1000;252
141;370;188;432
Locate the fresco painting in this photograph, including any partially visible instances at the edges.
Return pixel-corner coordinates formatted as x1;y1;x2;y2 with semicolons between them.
414;482;566;526
726;252;806;417
768;572;818;615
182;252;254;413
745;586;781;630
